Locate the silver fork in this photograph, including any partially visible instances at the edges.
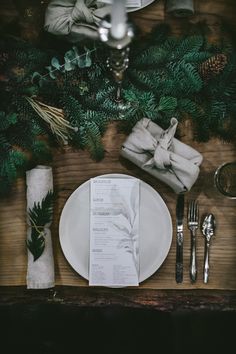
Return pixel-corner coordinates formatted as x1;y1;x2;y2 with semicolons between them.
187;200;199;283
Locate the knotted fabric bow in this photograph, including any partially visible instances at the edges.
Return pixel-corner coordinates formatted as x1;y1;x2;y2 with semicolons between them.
121;118;203;193
44;0;110;42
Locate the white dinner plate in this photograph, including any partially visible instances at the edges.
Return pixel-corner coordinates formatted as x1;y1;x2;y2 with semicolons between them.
59;173;172;285
95;0;156;18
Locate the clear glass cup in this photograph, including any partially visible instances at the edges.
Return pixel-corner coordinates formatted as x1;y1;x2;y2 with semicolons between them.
214;162;236;199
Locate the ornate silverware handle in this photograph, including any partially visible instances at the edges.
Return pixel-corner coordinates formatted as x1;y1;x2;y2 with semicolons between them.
190;230;197;282
176;231;183;283
203;240;210;283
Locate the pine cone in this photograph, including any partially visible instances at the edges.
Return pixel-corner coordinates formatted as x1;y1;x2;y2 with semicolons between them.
199;54;227;80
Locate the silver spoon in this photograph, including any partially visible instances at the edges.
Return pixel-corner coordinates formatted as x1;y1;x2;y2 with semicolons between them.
201;214;216;283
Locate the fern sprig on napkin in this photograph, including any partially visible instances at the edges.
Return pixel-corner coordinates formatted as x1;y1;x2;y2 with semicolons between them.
27;191;54;261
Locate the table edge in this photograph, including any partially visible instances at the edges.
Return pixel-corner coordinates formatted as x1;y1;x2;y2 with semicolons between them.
1;286;236;312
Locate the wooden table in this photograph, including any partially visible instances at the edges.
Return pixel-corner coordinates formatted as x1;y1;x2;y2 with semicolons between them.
1;0;236;311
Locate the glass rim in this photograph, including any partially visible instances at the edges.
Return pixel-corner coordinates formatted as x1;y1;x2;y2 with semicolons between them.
214;161;236;199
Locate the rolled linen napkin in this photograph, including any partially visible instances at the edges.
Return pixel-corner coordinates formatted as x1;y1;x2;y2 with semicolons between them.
26;165;55;289
44;0;110;42
121;118;203;194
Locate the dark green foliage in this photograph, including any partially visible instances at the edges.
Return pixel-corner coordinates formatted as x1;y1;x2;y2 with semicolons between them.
26;228;45;262
31;140;53;162
27;191;54;261
0;149;27;194
80;121;105;161
0;112;17;131
126;26;236;141
28;191;54;229
1;24;236;194
0;38;53;196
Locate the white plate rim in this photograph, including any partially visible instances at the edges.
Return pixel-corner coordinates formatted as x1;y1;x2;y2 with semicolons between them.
95;0;156;17
127;0;156;12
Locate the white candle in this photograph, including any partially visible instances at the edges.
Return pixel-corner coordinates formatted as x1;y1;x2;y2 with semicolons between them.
111;0;127;40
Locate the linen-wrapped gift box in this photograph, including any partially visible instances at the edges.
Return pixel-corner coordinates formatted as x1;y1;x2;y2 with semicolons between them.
120;118;203;194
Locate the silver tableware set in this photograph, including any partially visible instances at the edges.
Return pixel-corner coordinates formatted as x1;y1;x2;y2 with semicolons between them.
176;194;216;283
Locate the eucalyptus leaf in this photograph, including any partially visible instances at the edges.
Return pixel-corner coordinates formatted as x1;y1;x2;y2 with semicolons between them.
77;51;92;68
85;50;92;67
64;58;75;71
51;57;61;70
32;71;47;87
64;49;77;71
65;48;76;61
39;78;44;88
72;46;80;59
45;66;56;80
32;71;42;83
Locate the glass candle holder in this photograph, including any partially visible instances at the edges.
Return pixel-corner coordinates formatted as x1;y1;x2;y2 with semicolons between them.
214;162;236;199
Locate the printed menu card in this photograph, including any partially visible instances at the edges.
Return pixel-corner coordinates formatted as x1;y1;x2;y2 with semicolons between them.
89;177;140;287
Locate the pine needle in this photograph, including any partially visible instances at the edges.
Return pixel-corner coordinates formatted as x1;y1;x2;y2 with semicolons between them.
27;191;54;261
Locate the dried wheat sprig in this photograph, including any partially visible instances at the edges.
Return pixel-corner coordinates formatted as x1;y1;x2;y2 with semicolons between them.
26;96;78;144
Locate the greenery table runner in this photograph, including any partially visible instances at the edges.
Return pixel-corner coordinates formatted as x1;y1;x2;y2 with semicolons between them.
1;24;236;196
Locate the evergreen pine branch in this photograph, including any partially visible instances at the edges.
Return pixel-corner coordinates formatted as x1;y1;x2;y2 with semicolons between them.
100;97;126;115
62;95;84;126
180;62;203;93
28;191;54;227
132;46;169;69
168;62;203;95
183;51;212;64
0;112;18;131
208;100;227;124
27;190;54;261
128;69;157;90
161;37;179;52
0;150;27;181
129;23;171;60
26;228;45;262
0;149;27;196
123;88;158;120
0;134;11;153
80;122;105;161
31;140;53;162
174;35;204;58
87;62;103;80
157;96;178;112
1;23;236;193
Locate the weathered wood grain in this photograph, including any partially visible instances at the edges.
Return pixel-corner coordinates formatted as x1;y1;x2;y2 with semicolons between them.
0;0;236;306
1;121;236;290
0;286;236;311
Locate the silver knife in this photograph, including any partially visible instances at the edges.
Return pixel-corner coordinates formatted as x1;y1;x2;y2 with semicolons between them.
176;193;184;283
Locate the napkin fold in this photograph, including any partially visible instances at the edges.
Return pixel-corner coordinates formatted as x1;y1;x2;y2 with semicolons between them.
121;118;203;193
44;0;110;42
26;165;55;289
